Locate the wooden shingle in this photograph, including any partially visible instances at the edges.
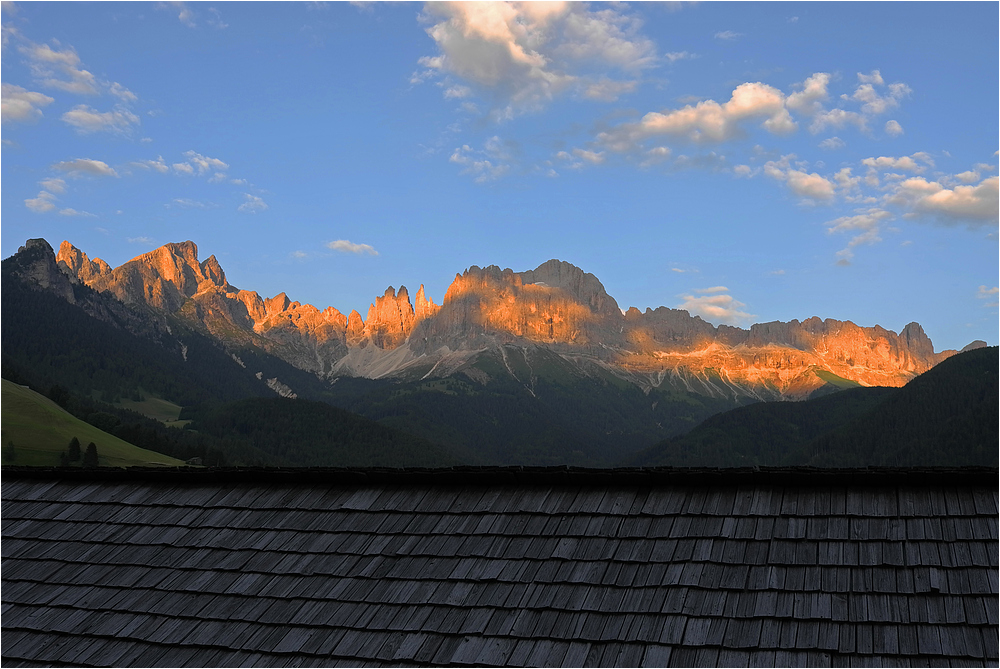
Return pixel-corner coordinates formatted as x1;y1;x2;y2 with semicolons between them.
2;467;996;667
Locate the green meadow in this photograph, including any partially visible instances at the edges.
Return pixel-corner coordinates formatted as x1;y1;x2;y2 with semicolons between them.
2;379;185;467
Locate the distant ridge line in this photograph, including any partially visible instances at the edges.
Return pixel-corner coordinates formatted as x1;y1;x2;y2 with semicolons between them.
3;465;996;487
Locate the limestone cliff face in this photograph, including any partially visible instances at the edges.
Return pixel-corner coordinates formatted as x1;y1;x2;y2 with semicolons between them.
12;239;77;303
56;241;111;285
51;238;960;396
411;263;613;353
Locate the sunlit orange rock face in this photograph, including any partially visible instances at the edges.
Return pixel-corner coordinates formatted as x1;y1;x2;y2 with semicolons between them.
56;239;958;395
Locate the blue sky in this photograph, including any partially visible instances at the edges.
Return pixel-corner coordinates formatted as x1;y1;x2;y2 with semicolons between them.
2;1;997;352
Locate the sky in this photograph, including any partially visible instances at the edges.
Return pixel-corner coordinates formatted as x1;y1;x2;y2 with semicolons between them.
2;1;997;352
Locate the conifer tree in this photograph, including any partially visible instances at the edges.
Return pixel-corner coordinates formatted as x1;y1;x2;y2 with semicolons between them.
82;442;99;468
68;437;81;462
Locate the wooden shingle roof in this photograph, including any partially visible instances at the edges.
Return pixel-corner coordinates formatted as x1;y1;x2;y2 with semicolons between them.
2;467;998;667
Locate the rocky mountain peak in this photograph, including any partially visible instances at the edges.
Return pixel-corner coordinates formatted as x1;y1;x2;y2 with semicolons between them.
7;238;76;303
19;237;963;396
365;286;416;350
518;259;621;317
56;241;112;284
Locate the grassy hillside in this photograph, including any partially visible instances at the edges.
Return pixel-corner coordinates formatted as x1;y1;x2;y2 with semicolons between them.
1;379;186;467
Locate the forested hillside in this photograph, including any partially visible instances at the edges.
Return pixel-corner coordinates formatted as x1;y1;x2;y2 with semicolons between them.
632;346;998;468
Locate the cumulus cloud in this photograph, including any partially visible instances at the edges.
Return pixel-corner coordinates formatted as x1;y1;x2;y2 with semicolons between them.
161;1;197;27
183;150;229;174
109;82;138;103
785;73;830;117
131;156;170;173
172;162;195;175
39;177;66;193
861;153;932;175
58;208;96;217
825;208;894;264
677;288;754;325
598;81;796;152
978;285;999;308
763;154;835;202
819;136;845;150
19;42;99;95
573;148;605;165
582;78;637;102
415;2;657;115
237;193;268;213
885;120;903;136
450;136;513;183
889;176;999;224
327;239;378;255
24;190;57;213
1;83;54;123
52;158;118;178
61;104;140;135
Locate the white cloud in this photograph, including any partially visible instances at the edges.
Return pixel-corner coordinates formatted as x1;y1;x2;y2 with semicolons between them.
19;42;99;95
785;72;830;117
450;137;512;183
1;83;54;123
132;156;170;173
327;239;378;255
52;158;118;178
61;104;140;134
109;82;138;103
58;208;96;217
599;81;796;151
171;198;207;209
572;148;605;165
237;193;268;213
955;170;980;184
891;175;999;224
162;1;196;27
861;154;930;174
825;207;894;264
763;154;834;201
809;107;866;134
857;70;884;86
172;162;195;175
664;51;695;62
819;136;845;150
127;236;156;245
582;78;637;102
183;150;229;174
677;289;753;325
444;84;473;99
978;285;999;308
291;250;308;259
786;170;835;200
206;7;228;29
24;190;57;213
713;30;741;40
640;146;672;167
885;120;903;136
416;2;657;116
39;177;66;194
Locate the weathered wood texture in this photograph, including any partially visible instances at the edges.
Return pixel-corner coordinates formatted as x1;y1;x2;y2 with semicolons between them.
2;469;997;667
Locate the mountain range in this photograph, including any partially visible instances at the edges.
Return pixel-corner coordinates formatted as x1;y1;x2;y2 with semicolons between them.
53;238;967;397
2;237;989;467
